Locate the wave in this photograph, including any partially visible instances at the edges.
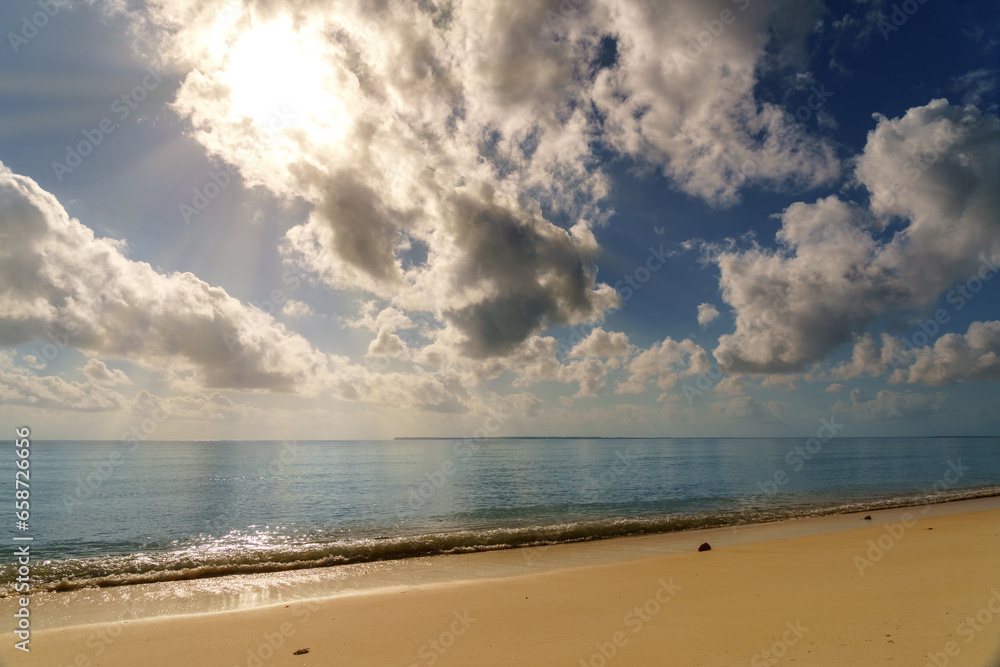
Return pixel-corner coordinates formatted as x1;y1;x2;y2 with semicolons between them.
4;485;999;596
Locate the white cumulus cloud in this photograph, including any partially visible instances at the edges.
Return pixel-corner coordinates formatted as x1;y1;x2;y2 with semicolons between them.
697;303;720;327
82;359;131;386
713;100;1000;373
0;163;332;394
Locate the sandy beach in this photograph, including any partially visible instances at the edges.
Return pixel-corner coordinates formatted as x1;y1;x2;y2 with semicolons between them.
5;497;1000;667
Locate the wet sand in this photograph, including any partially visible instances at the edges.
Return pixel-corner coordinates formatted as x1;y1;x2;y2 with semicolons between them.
4;497;1000;666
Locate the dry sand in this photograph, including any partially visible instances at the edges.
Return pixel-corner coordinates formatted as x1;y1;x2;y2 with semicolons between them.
5;500;1000;666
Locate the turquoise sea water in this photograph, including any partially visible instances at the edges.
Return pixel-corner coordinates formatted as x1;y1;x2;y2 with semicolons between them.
1;437;998;594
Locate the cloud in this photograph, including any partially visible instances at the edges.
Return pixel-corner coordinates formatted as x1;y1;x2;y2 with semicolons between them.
0;162;331;393
697;303;720;327
125;0;850;362
950;68;998;106
437;194;618;358
760;374;796;390
0;352;125;411
832;321;1000;386
82;359;131;386
337;367;472;414
827;2;886;50
20;354;46;371
714;374;745;396
833;333;903;380
568;327;631;358
489;390;543;421
834;388;945;421
282;299;314;317
345;302;414;333
825;383;843;393
500;340;553;386
465;334;620;398
893;321;1000;385
366;327;408;359
425;329;625;399
133;389;265;423
145;0;621;359
616;337;708;394
713;196;884;373
710;396;785;421
0;163;482;417
556;358;618;398
591;0;840;204
713;100;1000;373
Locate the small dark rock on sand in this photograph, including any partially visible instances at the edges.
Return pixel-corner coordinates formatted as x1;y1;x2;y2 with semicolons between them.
698;542;711;552
863;515;872;520
293;648;310;655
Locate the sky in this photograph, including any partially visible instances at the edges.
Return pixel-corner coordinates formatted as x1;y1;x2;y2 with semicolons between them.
0;0;998;440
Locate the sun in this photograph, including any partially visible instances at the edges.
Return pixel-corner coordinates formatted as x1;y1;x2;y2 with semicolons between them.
219;16;348;141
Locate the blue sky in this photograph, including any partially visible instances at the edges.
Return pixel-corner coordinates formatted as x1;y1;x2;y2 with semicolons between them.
0;0;998;439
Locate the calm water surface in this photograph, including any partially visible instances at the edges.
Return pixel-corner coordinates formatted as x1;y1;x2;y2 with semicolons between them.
2;437;997;593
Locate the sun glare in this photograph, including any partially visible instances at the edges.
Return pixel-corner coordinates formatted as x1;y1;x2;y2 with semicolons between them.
220;17;347;140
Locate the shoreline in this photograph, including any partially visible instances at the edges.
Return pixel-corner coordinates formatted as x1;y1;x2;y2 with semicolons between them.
3;496;999;620
4;495;999;665
7;485;1000;600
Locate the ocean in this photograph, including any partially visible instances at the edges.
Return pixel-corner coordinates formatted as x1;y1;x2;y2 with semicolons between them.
3;437;999;596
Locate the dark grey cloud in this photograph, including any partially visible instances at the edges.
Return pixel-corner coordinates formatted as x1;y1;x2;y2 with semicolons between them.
443;193;600;357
